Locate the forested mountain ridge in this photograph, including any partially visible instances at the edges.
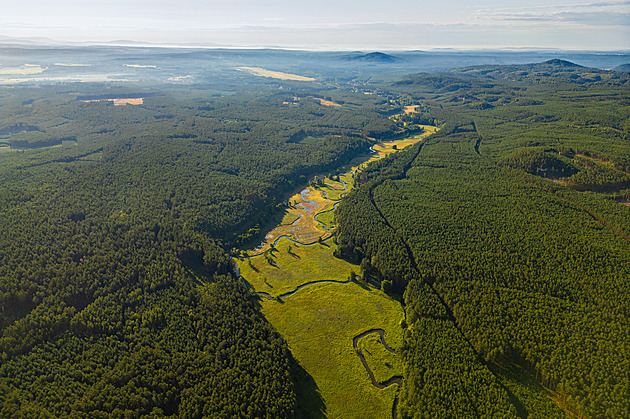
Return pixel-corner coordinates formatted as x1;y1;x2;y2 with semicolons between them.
336;62;630;418
448;59;629;86
0;85;400;416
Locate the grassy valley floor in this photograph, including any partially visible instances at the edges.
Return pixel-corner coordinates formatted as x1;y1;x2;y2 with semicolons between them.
236;125;437;417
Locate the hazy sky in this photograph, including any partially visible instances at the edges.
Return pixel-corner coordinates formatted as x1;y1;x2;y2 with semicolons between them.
2;0;629;50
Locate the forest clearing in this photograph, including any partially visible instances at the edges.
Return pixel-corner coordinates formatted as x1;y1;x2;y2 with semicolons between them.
82;98;144;105
236;66;315;81
236;126;436;417
247;125;436;255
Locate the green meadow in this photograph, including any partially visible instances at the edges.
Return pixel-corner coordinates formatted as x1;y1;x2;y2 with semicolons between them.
357;332;403;384
238;236;405;418
315;209;336;230
259;280;403;418
234;128;436;418
239;239;355;298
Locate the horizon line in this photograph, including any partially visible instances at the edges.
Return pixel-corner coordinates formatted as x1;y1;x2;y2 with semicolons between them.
1;37;629;54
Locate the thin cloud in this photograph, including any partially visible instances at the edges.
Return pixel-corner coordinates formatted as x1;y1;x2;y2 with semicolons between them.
1;2;628;50
474;0;630;27
477;1;630;13
480;10;629;26
577;1;630;7
535;1;630;9
557;10;630;24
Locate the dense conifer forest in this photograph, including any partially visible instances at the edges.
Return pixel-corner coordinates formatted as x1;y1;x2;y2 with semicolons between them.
336;60;630;418
1;51;629;418
0;83;398;416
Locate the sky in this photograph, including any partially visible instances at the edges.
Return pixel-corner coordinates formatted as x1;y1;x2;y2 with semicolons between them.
1;0;629;50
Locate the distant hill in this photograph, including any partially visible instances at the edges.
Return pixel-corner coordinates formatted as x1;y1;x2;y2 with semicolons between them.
451;59;588;76
344;52;402;63
446;59;629;85
613;63;630;72
393;59;630;97
541;58;584;68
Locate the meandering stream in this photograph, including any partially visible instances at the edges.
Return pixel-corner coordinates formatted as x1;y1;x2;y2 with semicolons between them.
353;329;403;419
233;132;437;418
248;277;354;300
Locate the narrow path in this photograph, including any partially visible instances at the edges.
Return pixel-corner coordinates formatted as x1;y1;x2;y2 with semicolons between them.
353;329;403;419
367;141;425;273
514;168;630;245
367;138;495;373
556;191;630;244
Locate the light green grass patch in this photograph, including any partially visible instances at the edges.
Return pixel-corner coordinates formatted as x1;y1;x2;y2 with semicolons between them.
339;172;355;188
322;179;347;201
357;333;403;384
238;238;355;297
260;281;404;419
316;210;335;230
280;212;300;226
321;186;346;201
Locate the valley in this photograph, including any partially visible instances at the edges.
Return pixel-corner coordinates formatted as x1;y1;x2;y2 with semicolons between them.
236;126;437;417
0;45;628;418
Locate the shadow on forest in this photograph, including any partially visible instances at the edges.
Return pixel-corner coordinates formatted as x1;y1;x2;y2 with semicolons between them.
292;357;327;419
488;361;541;419
244;279;325;416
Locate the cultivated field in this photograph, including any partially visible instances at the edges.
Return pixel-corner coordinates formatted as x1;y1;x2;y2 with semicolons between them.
83;98;144;106
315;98;342;107
0;64;47;75
236;66;315;81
